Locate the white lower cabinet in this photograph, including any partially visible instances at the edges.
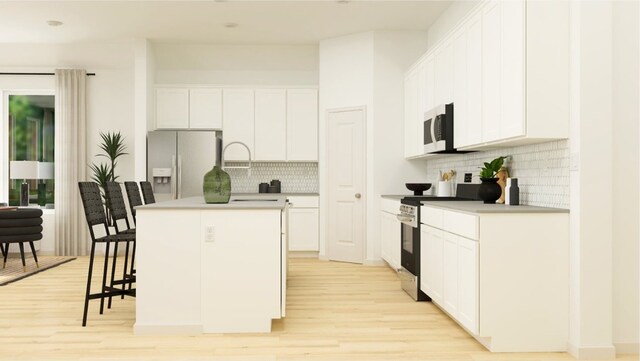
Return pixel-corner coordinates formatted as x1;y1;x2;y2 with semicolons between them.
380;211;401;271
380;198;401;271
287;196;319;252
420;204;569;352
455;233;479;334
420;225;443;305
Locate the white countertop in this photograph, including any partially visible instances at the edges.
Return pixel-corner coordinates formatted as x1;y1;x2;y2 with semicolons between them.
137;195;288;210
420;200;569;214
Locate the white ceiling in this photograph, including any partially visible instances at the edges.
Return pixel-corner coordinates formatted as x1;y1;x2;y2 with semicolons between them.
0;1;452;45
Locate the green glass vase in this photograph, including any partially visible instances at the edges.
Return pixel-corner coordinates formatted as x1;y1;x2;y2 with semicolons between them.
203;166;231;204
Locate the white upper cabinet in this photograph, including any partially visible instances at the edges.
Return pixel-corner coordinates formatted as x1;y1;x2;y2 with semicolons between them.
222;89;255;162
465;12;483;147
481;0;502;143
404;68;420;158
189;88;223;130
156;87;222;130
404;0;569;155
500;0;525;139
435;39;454;106
156;88;189;129
286;89;318;161
255;89;287;161
452;27;468;149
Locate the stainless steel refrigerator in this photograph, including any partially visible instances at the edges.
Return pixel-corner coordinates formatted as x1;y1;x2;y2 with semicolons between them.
147;131;222;202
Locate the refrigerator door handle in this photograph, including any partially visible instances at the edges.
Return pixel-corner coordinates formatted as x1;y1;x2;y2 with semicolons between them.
171;155;177;200
177;155;182;199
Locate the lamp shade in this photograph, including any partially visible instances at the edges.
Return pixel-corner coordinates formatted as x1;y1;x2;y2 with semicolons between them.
9;161;39;180
37;162;54;180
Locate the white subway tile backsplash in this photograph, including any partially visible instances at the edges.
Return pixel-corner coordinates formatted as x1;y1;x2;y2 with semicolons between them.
225;162;318;194
425;140;569;208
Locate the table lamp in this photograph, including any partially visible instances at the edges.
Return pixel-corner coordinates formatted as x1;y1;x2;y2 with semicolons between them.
9;161;39;206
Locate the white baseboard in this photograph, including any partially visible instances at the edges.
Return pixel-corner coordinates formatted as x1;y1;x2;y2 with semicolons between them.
567;342;617;360
288;251;319;258
134;323;202;335
614;341;640;355
363;259;386;266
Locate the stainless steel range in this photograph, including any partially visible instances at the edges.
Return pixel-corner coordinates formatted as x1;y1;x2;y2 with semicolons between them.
398;184;480;301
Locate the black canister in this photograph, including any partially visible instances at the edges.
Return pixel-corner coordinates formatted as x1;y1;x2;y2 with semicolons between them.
259;183;269;193
270;179;281;193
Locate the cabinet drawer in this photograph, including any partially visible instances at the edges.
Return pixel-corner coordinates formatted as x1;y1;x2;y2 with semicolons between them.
442;210;478;240
421;206;443;229
381;198;401;214
288;196;318;208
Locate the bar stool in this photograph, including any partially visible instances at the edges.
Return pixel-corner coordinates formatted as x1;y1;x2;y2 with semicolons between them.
139;181;156;204
78;182;135;326
0;208;42;272
124;182;143;225
104;182;136;306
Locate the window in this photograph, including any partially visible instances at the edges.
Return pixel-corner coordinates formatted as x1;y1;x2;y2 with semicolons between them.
7;95;55;207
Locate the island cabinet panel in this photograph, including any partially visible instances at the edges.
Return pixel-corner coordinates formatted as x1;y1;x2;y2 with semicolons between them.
135;197;288;335
135;210;203;331
223;89;255;161
200;210;282;332
254;89;287;161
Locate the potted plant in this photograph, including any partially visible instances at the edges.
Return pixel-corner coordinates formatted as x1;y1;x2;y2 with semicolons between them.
478;156;508;204
90;131;128;224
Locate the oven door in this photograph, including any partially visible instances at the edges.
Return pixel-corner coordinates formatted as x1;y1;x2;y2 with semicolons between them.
400;221;418;275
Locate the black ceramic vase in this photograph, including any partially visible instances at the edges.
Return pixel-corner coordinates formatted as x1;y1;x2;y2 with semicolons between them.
478;178;502;204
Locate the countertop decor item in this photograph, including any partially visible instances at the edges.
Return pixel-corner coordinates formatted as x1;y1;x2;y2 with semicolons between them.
496;167;509;204
259;183;269;193
506;178;520;205
405;183;432;196
203;166;231;204
478;156;508;204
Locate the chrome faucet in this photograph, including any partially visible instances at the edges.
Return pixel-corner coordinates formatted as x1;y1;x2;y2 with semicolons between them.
221;141;252;176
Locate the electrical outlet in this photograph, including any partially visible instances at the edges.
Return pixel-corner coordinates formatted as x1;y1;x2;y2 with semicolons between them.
464;173;472;183
204;226;215;243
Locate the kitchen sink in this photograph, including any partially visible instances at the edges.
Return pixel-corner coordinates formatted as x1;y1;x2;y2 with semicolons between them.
230;199;279;202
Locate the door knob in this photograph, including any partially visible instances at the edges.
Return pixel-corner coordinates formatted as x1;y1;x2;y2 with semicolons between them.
355;193;361;199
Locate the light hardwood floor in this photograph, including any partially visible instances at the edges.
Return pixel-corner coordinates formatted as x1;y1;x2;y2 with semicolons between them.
0;257;635;361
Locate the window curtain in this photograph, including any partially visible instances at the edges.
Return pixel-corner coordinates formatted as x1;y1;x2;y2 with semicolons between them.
54;69;88;256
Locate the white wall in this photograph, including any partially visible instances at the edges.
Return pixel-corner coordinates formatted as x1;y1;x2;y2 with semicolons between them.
154;43;318;86
612;0;639;353
318;31;375;260
370;31;431;261
318;31;429;262
0;42;136;254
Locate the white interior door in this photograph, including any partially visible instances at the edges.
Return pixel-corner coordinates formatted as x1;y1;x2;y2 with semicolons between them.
327;107;365;264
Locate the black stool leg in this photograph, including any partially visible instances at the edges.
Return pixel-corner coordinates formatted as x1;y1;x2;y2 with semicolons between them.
121;241;130;299
99;241;111;315
108;241;120;309
18;242;26;272
129;241;136;292
2;244;8;269
0;242;5;259
28;241;39;268
82;242;96;327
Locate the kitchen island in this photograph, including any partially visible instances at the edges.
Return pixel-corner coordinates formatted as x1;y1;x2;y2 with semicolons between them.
134;195;288;334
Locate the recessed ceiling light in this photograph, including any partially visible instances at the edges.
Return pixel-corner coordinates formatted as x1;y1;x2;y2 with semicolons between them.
47;20;63;27
224;22;238;28
336;0;350;4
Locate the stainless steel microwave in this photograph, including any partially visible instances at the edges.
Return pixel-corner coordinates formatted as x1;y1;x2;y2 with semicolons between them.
423;103;454;154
